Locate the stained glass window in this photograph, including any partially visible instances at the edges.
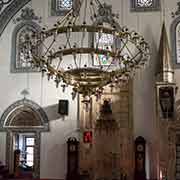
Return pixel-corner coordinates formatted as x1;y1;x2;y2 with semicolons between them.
131;0;160;12
17;26;35;69
11;23;41;73
51;0;73;16
96;33;114;45
176;23;180;64
171;7;180;68
57;0;72;10
17;25;40;70
137;0;153;7
94;33;115;66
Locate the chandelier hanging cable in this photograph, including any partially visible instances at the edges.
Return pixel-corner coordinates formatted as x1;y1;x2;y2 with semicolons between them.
28;0;150;101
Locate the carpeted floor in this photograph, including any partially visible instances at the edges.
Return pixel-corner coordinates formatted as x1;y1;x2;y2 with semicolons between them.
6;179;63;180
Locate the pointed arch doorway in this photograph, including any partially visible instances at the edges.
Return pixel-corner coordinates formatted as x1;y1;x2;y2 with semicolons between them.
0;99;49;178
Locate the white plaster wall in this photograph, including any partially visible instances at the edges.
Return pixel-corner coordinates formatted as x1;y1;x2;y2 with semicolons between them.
0;0;180;179
105;0;178;178
0;1;78;179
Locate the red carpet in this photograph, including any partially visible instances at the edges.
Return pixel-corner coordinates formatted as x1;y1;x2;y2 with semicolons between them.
7;179;62;180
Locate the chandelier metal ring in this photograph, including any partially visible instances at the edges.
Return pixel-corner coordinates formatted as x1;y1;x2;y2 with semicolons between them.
28;0;150;100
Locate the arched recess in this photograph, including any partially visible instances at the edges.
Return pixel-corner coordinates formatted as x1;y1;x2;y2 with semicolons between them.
0;98;49;178
170;15;180;68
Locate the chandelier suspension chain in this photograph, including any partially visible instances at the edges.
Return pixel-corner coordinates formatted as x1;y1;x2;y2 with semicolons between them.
96;32;103;68
90;1;98;21
79;0;88;67
40;70;44;106
95;0;103;8
121;0;124;26
43;38;56;57
57;9;73;26
89;2;95;23
83;0;88;23
65;29;72;48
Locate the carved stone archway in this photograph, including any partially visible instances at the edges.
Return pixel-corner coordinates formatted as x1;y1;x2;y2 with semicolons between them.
0;98;49;178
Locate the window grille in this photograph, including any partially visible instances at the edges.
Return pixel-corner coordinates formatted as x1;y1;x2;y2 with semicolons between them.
130;0;160;12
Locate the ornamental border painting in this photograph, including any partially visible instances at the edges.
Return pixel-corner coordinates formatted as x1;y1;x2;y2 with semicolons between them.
130;0;160;12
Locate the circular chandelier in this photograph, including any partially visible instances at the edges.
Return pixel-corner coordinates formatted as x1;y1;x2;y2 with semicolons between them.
29;0;150;100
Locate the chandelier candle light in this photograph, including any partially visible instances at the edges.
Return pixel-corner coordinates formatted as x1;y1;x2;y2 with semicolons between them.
28;0;150;101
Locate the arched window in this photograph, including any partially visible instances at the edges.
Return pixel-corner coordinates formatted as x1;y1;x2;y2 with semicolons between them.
57;0;72;10
51;0;73;16
93;27;117;66
89;4;121;67
171;14;180;68
137;0;153;7
176;23;180;64
130;0;160;12
11;22;41;73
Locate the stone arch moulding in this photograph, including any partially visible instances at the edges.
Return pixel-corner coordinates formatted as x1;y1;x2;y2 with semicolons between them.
0;98;49;178
0;0;31;37
0;98;49;131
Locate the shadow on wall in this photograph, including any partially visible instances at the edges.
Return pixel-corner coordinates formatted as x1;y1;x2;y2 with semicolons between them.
43;104;64;121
